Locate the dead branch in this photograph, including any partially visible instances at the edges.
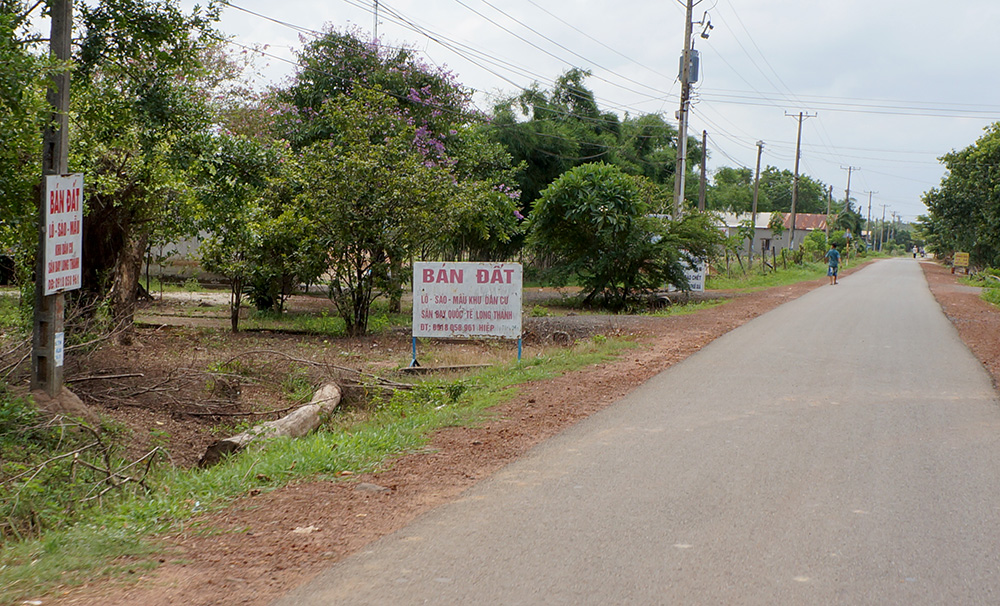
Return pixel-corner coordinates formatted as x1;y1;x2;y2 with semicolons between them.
65;372;145;383
180;403;300;418
222;349;412;389
0;441;101;487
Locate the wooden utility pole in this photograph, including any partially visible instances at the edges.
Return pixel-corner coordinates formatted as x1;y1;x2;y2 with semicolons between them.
749;140;764;262
672;0;695;218
32;0;72;397
698;130;707;211
841;165;859;210
863;191;877;249
826;185;833;240
785;111;816;250
878;204;888;251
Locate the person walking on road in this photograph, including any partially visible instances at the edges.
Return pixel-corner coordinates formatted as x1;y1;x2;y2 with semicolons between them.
825;242;841;285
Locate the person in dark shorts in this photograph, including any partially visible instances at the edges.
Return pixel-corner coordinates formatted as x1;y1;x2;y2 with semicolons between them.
824;242;840;285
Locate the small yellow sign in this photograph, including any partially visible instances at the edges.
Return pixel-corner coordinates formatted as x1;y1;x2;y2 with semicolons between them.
954;252;970;267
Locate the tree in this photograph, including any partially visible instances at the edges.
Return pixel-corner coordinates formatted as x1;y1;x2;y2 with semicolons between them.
277;26;473;151
489;69;696;214
920;123;1000;265
0;2;60;295
71;0;222;327
193;133;324;331
435;123;524;261
297;89;461;336
527;162;722;309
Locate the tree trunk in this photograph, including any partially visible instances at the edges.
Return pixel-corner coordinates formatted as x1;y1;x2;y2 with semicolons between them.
200;383;342;467
110;233;148;343
230;276;242;333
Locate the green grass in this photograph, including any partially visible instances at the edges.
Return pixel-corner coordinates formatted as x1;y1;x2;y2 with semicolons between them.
649;299;726;317
0;334;633;605
706;261;828;291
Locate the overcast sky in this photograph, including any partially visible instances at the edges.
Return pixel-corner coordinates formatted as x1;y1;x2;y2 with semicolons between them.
183;0;1000;222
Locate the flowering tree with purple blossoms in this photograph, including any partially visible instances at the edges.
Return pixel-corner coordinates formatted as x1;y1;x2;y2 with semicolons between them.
277;27;474;151
298;88;462;336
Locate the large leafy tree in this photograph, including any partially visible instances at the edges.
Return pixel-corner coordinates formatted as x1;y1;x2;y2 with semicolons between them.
920;123;1000;265
71;0;222;325
490;69;700;216
193;133;325;331
707;165;829;215
0;2;61;291
276;26;473;151
298;88;462;335
527;162;722;309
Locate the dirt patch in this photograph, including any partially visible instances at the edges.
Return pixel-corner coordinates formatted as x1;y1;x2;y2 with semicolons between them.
43;259;1000;606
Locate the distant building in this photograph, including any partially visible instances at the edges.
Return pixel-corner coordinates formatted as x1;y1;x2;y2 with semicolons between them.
717;212;829;257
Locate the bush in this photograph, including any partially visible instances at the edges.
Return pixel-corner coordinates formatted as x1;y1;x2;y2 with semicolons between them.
527;163;722;309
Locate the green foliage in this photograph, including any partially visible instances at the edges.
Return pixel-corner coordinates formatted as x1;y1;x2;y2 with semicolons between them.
708;165;830;214
298;88;459;335
0;3;58;290
0;293;23;330
707;261;828;290
0;387;161;543
527;163;723;308
69;0;225;321
277;26;473;151
488;69;696;215
193;133;325;330
281;367;314;404
920;122;1000;266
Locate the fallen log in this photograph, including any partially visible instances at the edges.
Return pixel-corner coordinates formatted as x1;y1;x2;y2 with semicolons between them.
199;382;342;467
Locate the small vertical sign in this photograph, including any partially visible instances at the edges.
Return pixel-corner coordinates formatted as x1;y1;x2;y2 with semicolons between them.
44;173;83;296
54;332;65;368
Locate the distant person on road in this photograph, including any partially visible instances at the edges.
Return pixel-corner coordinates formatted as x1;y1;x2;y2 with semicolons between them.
825;242;840;285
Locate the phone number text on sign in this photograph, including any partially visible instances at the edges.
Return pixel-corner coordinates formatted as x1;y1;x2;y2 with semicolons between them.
412;262;522;339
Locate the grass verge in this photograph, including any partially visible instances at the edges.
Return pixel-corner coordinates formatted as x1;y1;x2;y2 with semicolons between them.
707;261;829;291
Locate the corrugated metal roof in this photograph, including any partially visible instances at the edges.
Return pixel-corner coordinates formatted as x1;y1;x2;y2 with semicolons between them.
782;213;828;230
717;211;829;231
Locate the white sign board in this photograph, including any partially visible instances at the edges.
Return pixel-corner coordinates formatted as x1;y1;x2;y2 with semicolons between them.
668;256;706;293
44;174;83;295
413;262;522;339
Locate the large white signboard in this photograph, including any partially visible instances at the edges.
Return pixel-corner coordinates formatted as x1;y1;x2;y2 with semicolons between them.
413;262;522;339
44;173;83;296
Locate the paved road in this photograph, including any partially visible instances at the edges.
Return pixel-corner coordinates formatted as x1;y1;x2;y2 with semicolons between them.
274;259;1000;605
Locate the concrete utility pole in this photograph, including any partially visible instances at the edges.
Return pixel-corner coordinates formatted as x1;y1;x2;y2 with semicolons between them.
673;1;710;217
864;190;876;249
32;0;72;397
672;0;695;218
879;204;888;251
749;140;764;262
785;111;816;250
841;165;859;209
826;185;833;240
698;130;707;211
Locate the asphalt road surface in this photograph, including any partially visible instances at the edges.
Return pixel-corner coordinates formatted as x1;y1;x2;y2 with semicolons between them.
274;259;1000;605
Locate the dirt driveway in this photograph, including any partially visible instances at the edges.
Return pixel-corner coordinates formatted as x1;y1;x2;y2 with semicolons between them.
49;260;998;606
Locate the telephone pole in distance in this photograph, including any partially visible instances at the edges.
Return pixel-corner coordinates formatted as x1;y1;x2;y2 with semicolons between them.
785;111;816;250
